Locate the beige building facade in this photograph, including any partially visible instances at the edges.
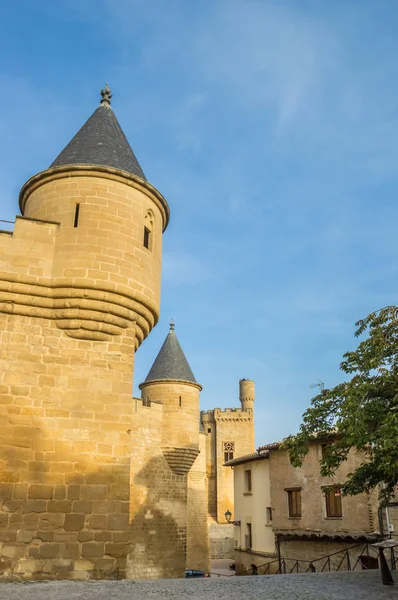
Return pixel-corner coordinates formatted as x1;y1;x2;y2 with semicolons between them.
226;452;276;573
0;87;255;581
227;439;389;574
264;440;381;569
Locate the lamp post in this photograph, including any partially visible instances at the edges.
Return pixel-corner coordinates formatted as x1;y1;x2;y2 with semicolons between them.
225;510;241;526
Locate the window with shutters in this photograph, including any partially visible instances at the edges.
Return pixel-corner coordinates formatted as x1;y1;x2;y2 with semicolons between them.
286;488;301;518
324;487;342;517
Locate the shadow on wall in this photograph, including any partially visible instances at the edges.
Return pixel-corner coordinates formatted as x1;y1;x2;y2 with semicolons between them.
0;417;131;580
0;423;203;581
127;452;191;579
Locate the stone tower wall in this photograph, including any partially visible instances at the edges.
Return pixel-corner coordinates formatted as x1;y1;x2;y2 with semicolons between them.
186;432;210;573
202;412;217;516
140;380;201;448
239;379;255;412
0;166;168;580
202;404;254;560
134;379;202;577
202;408;254;523
20;168;168;346
127;396;199;579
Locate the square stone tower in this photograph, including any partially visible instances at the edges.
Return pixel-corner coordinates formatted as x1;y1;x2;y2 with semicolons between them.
201;379;255;559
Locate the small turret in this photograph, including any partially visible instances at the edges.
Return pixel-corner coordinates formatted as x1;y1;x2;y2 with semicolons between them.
239;378;255;412
139;321;201;450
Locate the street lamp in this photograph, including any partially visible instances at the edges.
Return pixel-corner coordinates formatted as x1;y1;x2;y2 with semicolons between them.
224;510;240;526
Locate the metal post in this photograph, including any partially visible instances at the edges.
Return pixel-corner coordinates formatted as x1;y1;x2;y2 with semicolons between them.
276;534;282;573
379;549;394;585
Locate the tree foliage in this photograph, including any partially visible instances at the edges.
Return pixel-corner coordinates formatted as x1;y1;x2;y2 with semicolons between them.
283;306;398;503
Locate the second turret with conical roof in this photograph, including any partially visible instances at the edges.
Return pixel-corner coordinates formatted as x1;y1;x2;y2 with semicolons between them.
139;321;202;450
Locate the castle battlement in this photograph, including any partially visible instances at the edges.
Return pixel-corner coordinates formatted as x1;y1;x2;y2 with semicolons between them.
201;406;252;424
133;396;163;415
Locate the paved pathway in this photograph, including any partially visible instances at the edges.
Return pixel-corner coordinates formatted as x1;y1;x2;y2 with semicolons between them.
0;570;396;599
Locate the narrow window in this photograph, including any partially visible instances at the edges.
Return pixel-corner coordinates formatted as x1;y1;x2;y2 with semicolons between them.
286;488;301;518
266;507;273;524
321;443;329;460
143;211;154;250
179;396;182;407
74;203;80;227
245;523;252;549
223;441;235;463
325;487;342;517
143;226;150;249
244;469;252;493
207;428;211;433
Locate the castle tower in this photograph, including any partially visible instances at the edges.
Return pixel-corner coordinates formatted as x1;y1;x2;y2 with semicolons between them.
0;86;169;580
19;84;169;346
127;322;208;578
201;380;255;560
239;378;255;412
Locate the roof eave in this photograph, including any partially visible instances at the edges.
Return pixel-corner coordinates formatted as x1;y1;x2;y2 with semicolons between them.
19;164;170;232
139;378;202;392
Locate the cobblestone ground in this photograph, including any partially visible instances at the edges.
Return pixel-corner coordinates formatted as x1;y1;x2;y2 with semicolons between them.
0;571;397;600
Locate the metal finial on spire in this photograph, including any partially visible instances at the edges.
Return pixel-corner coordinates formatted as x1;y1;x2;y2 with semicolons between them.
100;83;112;106
169;319;175;331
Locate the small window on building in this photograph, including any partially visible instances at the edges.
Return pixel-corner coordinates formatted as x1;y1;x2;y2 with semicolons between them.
324;487;342;517
286;488;301;518
266;507;273;524
245;523;252;549
207;428;211;433
143;211;154;250
223;441;235;463
321;443;330;460
73;203;80;227
244;469;252;493
179;396;182;407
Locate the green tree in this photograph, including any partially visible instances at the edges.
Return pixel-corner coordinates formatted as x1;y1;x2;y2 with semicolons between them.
283;306;398;503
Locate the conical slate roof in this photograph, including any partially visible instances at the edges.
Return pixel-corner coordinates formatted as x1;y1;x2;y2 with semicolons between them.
143;322;197;384
50;85;146;180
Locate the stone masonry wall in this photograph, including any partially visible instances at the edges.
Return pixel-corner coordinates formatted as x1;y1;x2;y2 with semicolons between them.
127;398;191;579
208;517;234;560
234;548;278;575
0;311;135;579
269;443;379;537
0;166;168;580
186;433;210;573
20;169;167;346
141;381;201;448
213;410;254;523
279;540;379;572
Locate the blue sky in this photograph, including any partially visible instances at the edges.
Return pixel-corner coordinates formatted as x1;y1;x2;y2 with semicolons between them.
1;0;398;446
